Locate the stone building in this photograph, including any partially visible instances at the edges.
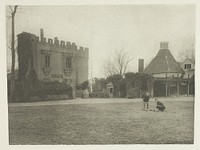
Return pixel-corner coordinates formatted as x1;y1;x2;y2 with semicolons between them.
17;29;89;87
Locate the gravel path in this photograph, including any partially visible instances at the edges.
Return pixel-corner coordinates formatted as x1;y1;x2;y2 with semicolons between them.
8;96;194;107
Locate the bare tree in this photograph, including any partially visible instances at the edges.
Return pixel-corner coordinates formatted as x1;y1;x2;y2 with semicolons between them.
177;40;195;62
8;5;18;101
104;49;133;77
103;59;117;77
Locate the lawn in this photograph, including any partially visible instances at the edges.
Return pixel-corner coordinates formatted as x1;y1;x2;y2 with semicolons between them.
8;100;194;144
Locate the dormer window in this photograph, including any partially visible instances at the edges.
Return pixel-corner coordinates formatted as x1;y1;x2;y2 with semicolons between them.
184;64;191;69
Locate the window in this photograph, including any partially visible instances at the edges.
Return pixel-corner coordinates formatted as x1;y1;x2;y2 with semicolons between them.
184;64;191;69
66;57;72;69
45;55;50;68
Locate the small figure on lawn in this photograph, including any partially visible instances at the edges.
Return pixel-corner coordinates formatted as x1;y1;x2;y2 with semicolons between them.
142;92;150;111
151;99;166;112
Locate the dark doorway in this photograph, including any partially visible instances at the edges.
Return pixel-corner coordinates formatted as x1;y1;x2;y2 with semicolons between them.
154;81;166;97
189;82;194;95
120;82;126;98
169;84;177;96
180;83;187;95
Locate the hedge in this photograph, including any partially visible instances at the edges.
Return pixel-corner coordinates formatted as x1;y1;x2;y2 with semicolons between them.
89;91;109;98
13;80;72;102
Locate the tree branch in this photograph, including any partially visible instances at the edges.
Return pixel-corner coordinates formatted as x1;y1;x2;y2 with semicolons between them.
104;49;133;77
13;5;18;14
9;6;13;13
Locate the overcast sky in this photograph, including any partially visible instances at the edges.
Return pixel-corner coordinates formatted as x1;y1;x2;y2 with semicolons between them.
6;5;195;78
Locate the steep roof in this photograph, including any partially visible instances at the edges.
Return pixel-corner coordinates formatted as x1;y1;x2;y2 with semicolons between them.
181;58;195;65
144;49;184;74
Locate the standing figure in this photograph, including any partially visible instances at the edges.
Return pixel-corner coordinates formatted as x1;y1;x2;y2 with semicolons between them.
143;92;150;111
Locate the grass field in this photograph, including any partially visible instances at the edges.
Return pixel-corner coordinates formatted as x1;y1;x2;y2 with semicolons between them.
8;99;194;144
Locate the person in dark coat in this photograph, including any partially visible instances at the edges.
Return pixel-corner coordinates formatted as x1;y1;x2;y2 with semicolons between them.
142;92;150;111
154;99;166;112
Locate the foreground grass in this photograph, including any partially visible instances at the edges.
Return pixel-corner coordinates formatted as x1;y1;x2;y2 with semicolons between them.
8;101;194;144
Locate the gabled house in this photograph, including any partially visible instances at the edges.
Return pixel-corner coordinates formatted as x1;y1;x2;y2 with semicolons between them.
179;58;195;79
144;42;184;97
179;58;195;96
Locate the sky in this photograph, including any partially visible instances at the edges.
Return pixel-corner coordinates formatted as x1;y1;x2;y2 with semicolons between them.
6;5;195;78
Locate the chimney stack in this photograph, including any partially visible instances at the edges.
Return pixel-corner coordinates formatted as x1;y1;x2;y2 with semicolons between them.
160;41;169;49
40;29;44;41
138;59;144;73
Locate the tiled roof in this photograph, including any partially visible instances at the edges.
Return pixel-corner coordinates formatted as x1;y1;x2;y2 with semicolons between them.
144;49;184;74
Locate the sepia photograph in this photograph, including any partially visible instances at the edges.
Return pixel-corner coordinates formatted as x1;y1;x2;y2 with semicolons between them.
1;0;199;148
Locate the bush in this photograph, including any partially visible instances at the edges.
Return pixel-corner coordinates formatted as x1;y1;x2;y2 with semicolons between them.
76;90;83;98
90;91;109;98
14;80;73;102
32;81;72;97
76;80;89;90
127;88;140;98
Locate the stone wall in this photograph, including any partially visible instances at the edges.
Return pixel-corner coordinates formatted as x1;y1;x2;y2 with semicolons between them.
17;31;89;86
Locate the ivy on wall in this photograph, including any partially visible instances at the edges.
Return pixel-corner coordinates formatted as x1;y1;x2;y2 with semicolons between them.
125;72;154;92
107;74;122;97
15;33;73;102
17;33;37;81
105;72;154;98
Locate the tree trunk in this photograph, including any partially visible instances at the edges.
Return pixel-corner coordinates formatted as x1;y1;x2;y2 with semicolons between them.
10;6;17;101
10;13;15;101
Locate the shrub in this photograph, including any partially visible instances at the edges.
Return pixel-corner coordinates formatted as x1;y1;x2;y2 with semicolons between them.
15;80;73;102
76;90;83;98
127;88;140;98
90;91;109;98
32;81;72;97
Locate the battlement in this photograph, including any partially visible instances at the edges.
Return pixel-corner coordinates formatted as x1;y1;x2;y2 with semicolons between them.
40;38;88;53
17;29;89;54
48;38;53;44
60;40;65;46
41;37;46;43
79;46;84;51
39;29;88;53
78;46;89;52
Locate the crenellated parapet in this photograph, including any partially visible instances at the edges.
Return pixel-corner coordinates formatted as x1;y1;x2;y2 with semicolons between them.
39;39;88;53
78;46;89;53
48;38;53;44
17;29;89;57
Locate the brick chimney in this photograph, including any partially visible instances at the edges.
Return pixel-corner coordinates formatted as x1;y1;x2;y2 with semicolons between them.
40;29;44;41
138;59;144;73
